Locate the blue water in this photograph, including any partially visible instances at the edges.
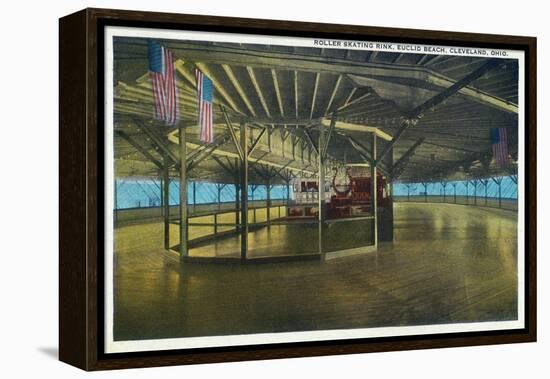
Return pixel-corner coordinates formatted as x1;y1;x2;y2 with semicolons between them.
393;176;518;199
115;179;292;209
115;176;517;209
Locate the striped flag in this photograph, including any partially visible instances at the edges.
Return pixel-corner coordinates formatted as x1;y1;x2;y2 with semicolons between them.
147;40;178;125
490;128;509;168
195;69;214;143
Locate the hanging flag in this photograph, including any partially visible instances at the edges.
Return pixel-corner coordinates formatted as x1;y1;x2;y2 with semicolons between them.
195;69;214;143
490;127;509;168
147;40;178;125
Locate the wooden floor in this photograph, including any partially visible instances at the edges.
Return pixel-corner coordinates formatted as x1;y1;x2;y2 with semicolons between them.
113;203;518;341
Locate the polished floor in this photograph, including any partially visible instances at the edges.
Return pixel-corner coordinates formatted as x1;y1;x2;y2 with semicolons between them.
113;203;518;341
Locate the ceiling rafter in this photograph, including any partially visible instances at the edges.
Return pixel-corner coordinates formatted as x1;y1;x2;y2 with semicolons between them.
221;64;256;117
246;66;271;118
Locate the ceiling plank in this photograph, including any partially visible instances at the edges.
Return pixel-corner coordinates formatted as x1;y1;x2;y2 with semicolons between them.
310;72;320;119
271;69;285;117
221;64;256;117
246;66;271;118
324;74;342;116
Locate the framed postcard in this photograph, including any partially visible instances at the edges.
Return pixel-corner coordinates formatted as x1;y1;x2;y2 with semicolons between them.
59;8;536;370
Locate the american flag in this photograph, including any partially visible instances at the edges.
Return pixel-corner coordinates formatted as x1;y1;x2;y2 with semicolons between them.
490;128;509;168
147;40;178;125
195;69;214;143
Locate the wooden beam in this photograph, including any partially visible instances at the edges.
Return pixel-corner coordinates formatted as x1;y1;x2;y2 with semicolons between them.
220;106;245;161
413;59;502;118
321;114;337;159
376;59;502;164
115;130;162;169
187;132;231;171
221;64;256;117
154;42;516;113
249;151;269;168
310;72;320;119
303;128;319;156
337;92;371;112
321;119;393;141
195;62;243;115
368;51;379;62
392;138;425;179
133;119;179;165
174;60;234;113
240;121;248;260
162;154;170;250
271;69;285;117
318;120;326;254
212;155;235;175
246;66;271;118
294;70;299;118
178;124;188;258
248;127;266;157
325;74;342;116
343;87;357;108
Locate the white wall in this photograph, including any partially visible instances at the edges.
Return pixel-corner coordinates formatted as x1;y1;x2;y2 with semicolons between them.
0;0;546;377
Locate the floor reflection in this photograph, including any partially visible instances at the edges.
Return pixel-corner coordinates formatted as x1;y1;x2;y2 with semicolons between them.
113;203;518;341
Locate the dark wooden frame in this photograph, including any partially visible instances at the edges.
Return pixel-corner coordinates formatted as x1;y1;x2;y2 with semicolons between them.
59;7;537;371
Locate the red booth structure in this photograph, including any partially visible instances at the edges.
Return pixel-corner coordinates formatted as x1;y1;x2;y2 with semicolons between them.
287;168;390;220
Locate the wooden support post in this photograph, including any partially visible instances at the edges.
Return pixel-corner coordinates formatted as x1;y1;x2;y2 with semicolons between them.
192;181;196;213
286;182;290;205
178;126;188;259
266;178;271;225
234;158;240;230
163;156;170;250
114;179;118;226
407;184;410;202
472;180;478;206
318;121;326;255
484;180;488;205
498;180;502;208
453;183;457;204
251;186;256;224
465;181;469;204
493;176;503;208
240;121;248;260
217;184;222;212
371;134;378;247
423;183;428;203
442;182;447;203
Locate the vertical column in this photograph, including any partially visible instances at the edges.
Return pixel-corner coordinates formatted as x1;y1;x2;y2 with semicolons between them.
453;183;457;203
114;179;118;226
163;155;170;250
178;126;188;259
217;184;221;212
240;121;248;260
371;134;378;247
286;182;290;205
266;177;271;225
423;183;428;203
192;181;196;214
498;180;502;208
251;186;256;223
234;158;240;231
384;143;393;241
318;122;326;255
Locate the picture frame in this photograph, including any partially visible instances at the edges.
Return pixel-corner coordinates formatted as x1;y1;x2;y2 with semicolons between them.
59;7;536;371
